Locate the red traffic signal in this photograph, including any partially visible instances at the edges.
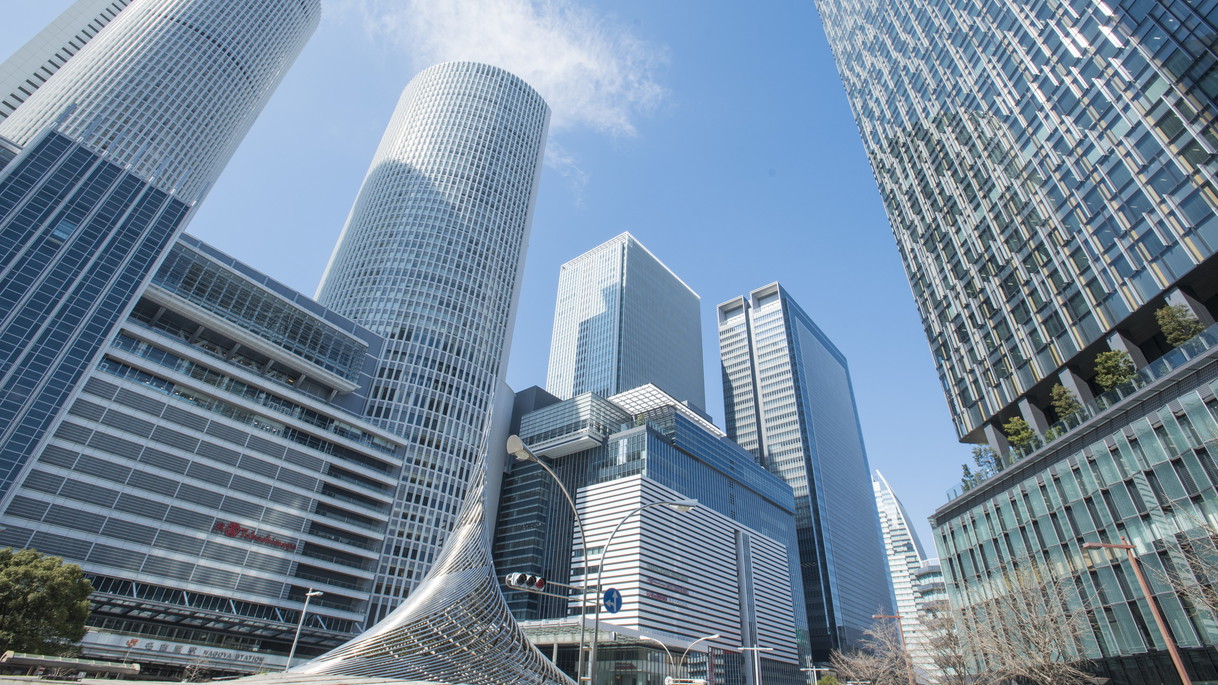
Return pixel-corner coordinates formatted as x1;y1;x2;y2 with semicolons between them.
505;572;546;591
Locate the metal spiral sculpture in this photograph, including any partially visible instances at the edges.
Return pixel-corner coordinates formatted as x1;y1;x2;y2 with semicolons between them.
244;468;575;685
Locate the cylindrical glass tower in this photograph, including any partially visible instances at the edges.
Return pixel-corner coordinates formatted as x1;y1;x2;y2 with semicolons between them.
0;0;318;500
316;61;549;619
0;0;320;202
0;0;136;122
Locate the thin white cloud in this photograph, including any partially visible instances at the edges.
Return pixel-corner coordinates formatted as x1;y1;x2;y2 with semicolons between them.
335;0;667;137
544;140;589;204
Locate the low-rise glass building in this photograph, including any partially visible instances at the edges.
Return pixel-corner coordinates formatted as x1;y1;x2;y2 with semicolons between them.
932;338;1218;681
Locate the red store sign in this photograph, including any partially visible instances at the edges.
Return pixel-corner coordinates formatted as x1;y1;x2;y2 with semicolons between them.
212;520;297;551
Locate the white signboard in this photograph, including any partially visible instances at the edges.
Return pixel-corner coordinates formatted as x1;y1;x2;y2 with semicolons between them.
82;630;288;672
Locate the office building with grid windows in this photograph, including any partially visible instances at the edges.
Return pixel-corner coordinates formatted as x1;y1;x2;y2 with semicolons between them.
0;0;134;122
495;385;806;684
545;232;706;412
0;236;405;677
315;61;550;621
815;0;1218;679
717;283;892;661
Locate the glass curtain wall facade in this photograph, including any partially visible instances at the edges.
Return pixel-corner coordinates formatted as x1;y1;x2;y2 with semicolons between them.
718;283;891;660
545;232;706;412
0;0;318;503
0;132;191;500
0;0;134;121
815;0;1218;679
933;353;1218;681
315;62;550;620
814;0;1218;444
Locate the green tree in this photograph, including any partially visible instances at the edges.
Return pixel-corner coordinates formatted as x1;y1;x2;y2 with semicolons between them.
961;463;978;491
1002;416;1036;449
1093;350;1136;391
817;676;841;685
961;446;1003;490
1155;304;1206;347
1050;384;1083;423
972;445;1001;473
0;548;93;654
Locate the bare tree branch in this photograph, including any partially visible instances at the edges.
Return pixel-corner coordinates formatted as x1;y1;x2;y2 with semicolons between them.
830;619;908;685
957;559;1094;685
1156;522;1218;618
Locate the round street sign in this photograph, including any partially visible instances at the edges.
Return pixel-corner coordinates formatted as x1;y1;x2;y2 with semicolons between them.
603;587;623;614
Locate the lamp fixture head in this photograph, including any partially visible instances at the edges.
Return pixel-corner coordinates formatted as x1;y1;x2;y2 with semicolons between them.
506;434;534;462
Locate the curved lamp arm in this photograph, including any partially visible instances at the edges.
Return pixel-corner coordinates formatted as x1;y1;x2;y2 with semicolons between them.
639;635;675;666
679;633;720;667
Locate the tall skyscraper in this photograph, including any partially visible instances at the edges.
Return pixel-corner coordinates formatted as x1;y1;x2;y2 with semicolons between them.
545;232;706;411
815;0;1216;447
816;0;1218;679
0;0;134;121
0;0;319;503
873;471;935;681
718;282;891;660
316;62;550;620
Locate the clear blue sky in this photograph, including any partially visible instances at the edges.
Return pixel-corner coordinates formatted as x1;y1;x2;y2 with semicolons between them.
3;0;973;547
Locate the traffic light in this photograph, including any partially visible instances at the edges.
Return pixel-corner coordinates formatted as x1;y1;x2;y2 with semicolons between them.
504;572;546;591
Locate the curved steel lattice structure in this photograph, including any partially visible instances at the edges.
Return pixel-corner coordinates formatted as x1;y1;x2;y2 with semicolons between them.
248;469;574;685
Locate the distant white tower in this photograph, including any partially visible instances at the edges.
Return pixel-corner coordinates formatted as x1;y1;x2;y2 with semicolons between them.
316;62;550;620
0;0;319;202
874;470;937;681
0;0;135;121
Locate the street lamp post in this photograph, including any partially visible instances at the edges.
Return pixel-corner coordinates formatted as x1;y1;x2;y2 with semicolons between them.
642;632;719;681
679;633;720;677
872;613;915;685
740;645;773;685
640;636;675;680
507;435;593;682
588;498;698;685
285;588;323;670
1083;537;1193;685
801;666;832;685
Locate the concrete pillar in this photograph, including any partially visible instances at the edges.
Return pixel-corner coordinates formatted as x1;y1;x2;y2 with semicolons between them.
984;422;1010;460
1057;367;1095;407
1107;331;1148;367
1166;287;1215;326
1019;397;1050;432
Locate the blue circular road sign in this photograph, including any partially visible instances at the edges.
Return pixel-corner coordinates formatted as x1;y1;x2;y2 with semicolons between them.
603;587;622;613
